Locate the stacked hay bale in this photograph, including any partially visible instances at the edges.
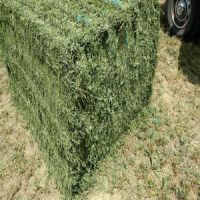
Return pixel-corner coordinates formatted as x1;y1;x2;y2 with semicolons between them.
0;0;159;198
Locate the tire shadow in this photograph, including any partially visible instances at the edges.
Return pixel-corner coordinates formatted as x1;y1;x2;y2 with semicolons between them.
179;40;200;85
160;1;200;86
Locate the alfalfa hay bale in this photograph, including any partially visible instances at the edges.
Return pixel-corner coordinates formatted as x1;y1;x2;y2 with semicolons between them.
0;0;159;198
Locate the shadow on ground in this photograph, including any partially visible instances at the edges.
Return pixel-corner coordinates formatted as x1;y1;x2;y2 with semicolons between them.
179;41;200;85
160;1;200;86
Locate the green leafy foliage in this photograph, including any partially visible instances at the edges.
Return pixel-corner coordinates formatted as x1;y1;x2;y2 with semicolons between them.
0;0;159;198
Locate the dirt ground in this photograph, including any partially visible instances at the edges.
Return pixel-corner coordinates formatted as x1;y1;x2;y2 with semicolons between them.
0;7;200;200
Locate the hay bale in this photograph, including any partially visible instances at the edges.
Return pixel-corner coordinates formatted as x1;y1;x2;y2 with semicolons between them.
0;0;159;198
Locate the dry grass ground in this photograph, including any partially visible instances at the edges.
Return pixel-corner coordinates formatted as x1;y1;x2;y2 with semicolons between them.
0;5;200;200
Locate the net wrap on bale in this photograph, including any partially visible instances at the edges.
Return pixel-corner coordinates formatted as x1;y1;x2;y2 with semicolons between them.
0;0;159;198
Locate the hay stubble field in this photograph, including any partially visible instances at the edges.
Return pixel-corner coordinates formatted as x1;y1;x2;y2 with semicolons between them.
0;2;200;200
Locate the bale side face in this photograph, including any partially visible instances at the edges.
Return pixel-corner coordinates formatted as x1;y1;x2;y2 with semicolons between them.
0;0;159;198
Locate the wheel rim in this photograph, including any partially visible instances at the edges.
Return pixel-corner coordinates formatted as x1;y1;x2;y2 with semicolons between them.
171;0;192;29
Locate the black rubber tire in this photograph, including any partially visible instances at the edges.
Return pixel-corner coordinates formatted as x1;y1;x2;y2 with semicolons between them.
166;0;200;39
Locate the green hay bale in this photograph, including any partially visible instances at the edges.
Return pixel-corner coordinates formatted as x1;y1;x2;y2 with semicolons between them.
0;0;159;198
